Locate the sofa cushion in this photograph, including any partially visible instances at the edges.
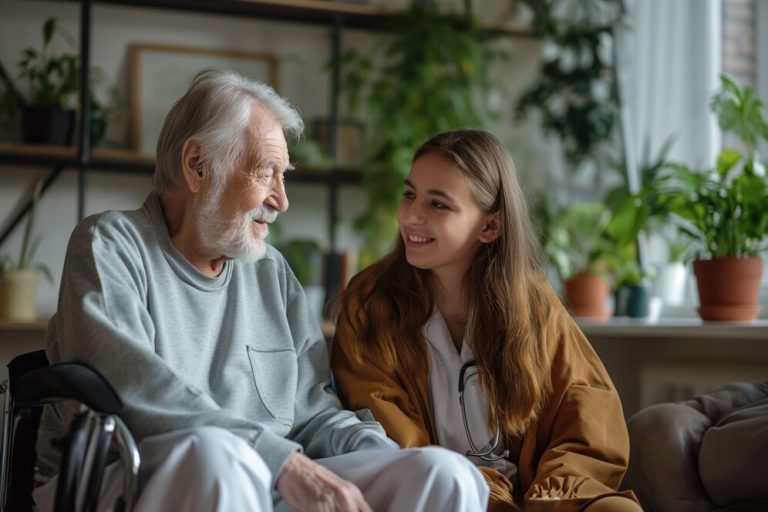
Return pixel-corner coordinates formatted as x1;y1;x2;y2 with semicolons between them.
625;381;768;512
699;399;768;510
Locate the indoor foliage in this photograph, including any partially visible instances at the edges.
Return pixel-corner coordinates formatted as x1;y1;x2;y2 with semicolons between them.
660;75;768;259
0;179;52;282
515;0;625;169
0;18;80;115
0;17;112;145
337;1;502;264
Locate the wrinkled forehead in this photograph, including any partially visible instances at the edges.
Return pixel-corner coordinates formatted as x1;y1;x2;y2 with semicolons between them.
241;102;289;164
248;100;284;138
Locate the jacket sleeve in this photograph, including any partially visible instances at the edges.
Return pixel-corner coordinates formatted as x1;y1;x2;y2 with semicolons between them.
331;292;431;448
47;219;300;483
521;309;639;511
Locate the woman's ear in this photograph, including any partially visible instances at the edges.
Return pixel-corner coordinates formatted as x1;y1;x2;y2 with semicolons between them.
479;212;501;243
180;138;204;192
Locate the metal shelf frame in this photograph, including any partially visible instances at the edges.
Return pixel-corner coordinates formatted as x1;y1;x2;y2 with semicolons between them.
1;0;375;251
1;0;533;257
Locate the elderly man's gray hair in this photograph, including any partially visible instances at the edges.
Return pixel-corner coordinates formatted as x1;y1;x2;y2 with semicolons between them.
152;69;304;195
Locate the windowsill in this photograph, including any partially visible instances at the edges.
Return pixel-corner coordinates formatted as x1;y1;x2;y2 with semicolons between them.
577;316;768;340
4;316;766;340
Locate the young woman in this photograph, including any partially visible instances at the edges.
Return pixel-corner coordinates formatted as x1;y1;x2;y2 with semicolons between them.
331;129;641;512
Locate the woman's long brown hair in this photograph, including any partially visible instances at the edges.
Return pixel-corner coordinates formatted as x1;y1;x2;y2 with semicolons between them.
339;129;556;437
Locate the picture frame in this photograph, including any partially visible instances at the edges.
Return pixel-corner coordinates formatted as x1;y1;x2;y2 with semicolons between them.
129;43;278;155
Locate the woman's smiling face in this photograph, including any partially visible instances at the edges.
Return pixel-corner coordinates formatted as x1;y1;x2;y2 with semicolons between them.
397;151;493;279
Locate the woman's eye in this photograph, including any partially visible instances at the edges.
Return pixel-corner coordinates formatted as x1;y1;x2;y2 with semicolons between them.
432;201;447;210
402;190;415;200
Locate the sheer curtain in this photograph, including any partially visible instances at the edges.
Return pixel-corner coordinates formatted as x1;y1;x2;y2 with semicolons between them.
754;1;768;312
614;0;721;309
616;0;721;180
758;0;768;157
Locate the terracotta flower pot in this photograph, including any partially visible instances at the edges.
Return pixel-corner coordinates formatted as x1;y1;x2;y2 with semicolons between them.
693;257;763;322
0;269;40;321
564;272;611;319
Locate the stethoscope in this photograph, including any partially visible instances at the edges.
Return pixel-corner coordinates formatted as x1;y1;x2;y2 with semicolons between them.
458;360;510;462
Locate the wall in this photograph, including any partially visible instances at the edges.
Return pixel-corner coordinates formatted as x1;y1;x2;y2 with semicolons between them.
0;0;554;320
587;325;768;417
722;0;756;87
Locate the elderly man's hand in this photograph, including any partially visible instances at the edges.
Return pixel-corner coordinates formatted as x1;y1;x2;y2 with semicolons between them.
276;452;372;512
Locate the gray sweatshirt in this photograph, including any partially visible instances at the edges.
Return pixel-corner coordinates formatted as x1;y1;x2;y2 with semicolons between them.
37;193;392;486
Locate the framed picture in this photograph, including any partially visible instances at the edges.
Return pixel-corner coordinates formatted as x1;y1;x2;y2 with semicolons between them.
129;43;278;155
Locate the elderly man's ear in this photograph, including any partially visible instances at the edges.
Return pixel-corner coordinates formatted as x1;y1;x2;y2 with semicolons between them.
181;138;205;192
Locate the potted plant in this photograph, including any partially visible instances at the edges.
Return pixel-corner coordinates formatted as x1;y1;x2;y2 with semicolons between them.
0;180;53;321
611;257;660;318
603;138;677;317
664;75;768;321
336;1;502;265
0;17;108;146
545;201;623;319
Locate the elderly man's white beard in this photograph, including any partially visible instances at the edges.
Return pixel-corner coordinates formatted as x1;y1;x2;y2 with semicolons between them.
198;193;278;264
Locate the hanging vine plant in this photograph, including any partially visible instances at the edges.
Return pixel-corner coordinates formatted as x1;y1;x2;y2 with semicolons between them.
515;0;625;169
337;1;503;265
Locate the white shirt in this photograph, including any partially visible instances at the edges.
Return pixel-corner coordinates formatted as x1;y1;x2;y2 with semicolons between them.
424;310;518;479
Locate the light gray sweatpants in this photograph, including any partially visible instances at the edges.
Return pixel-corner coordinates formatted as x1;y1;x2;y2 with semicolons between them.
34;426;489;511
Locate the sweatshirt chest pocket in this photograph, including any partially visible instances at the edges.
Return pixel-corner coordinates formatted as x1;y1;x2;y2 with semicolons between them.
246;346;298;423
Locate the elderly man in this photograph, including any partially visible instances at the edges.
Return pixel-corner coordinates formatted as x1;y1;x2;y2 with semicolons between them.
33;70;488;511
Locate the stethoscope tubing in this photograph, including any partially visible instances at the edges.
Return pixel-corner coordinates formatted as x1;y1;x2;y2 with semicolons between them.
458;360;509;462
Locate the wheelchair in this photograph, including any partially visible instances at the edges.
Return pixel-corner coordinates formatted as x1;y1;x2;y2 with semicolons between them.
0;350;140;512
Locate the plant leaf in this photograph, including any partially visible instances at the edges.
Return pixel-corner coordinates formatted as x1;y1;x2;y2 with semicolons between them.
716;148;742;178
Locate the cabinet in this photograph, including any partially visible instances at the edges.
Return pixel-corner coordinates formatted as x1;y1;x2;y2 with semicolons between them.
580;319;768;417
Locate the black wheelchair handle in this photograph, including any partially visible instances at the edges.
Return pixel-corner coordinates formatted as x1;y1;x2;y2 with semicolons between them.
16;363;123;415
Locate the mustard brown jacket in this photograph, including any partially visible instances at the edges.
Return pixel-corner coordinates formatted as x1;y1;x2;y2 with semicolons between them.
332;275;640;512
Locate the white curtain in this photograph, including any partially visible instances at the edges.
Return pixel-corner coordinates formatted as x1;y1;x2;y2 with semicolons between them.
616;0;721;181
757;0;768;157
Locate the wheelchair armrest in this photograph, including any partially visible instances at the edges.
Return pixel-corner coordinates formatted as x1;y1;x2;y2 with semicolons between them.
7;349;49;394
16;363;122;415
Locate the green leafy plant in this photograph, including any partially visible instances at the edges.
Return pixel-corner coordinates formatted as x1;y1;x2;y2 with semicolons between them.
0;17;110;144
601;136;686;278
516;0;624;168
711;74;768;154
337;2;503;264
664;75;768;259
544;201;625;282
0;18;79;113
0;179;53;282
604;136;676;235
666;237;692;264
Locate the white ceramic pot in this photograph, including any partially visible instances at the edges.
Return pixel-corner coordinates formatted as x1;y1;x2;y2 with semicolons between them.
652;262;687;306
0;269;40;321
